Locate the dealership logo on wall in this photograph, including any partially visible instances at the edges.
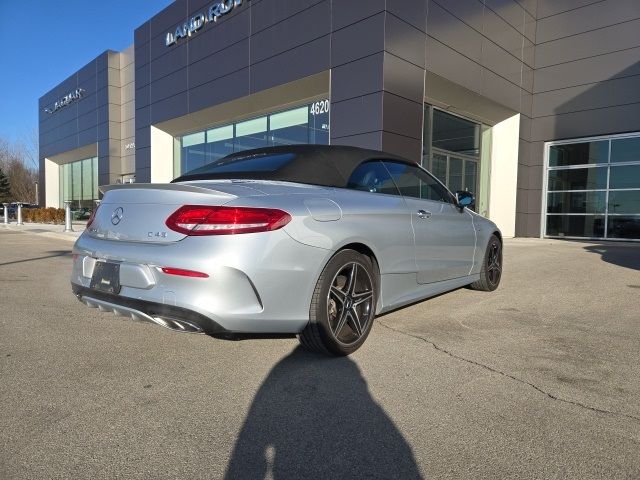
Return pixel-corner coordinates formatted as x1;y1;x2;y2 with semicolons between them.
44;88;85;114
165;0;249;46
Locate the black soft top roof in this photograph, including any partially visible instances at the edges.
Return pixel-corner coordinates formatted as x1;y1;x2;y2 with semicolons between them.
172;145;415;187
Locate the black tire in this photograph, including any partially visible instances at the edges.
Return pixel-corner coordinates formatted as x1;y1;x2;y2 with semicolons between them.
298;250;377;356
469;234;502;291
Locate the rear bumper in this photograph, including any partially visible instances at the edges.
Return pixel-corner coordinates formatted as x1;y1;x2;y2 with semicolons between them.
72;283;228;334
71;230;331;333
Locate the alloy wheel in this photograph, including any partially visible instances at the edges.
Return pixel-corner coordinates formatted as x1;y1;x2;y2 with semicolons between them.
487;241;502;286
327;262;374;345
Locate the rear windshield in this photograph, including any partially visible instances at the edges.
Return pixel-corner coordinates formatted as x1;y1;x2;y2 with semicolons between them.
182;152;296;177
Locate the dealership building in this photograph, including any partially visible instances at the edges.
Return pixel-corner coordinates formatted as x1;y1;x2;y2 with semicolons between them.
39;0;640;240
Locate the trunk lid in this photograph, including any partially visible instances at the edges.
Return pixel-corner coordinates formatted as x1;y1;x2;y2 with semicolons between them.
87;182;265;243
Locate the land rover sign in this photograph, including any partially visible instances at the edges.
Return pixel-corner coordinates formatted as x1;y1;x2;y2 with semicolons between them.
43;88;85;114
165;0;248;46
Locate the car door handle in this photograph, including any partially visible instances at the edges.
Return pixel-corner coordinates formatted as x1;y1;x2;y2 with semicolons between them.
417;209;432;219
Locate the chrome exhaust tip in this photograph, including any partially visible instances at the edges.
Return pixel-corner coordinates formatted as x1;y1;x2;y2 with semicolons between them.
152;316;203;333
78;295;204;334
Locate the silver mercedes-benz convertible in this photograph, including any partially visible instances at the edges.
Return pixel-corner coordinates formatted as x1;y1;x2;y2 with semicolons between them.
71;145;502;355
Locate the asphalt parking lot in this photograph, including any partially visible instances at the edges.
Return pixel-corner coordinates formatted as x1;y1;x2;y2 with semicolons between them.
0;230;639;479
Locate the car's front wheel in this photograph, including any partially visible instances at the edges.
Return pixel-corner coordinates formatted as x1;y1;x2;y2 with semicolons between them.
298;249;377;356
469;234;502;291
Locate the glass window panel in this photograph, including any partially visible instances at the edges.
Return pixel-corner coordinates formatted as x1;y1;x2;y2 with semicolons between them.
67;163;73;202
464;160;477;193
72;161;82;201
611;137;640;163
92;157;98;199
607;215;640;239
308;103;329;145
177;100;331;178
270;107;309;145
309;126;329;145
207;125;233;142
270;124;308;146
347;161;399;195
61;164;67;203
547;191;606;214
207;140;234;163
236;117;267;137
207;126;234;163
609;165;640;189
182;143;208;173
235;117;268;152
608;191;640;214
270;105;310;146
269;107;307;131
182;132;205;147
82;158;93;200
182;132;208;173
184;153;296;176
432;110;480;157
546;215;605;238
448;157;463;193
547;167;607;191
549;141;608;167
63;163;71;202
234;135;268;152
431;153;447;185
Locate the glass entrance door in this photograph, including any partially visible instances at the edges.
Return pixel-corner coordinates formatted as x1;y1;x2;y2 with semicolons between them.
431;151;478;196
423;106;482;210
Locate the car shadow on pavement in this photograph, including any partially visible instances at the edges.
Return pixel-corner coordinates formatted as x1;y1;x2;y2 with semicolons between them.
224;346;423;479
583;244;640;271
0;250;71;267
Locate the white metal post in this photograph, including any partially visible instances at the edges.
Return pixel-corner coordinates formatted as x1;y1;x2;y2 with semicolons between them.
64;201;74;232
2;203;8;225
16;203;23;225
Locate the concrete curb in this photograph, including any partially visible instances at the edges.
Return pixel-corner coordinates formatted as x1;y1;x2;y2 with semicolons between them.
2;223;82;242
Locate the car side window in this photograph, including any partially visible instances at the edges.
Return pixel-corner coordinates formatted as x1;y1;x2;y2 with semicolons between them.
382;161;455;204
347;161;400;196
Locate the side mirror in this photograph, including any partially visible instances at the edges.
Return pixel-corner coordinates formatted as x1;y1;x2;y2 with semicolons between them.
455;191;475;209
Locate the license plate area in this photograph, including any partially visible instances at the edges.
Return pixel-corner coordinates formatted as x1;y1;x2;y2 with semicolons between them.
90;261;121;294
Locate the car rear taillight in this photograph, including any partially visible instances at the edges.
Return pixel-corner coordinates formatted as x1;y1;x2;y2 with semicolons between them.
86;205;100;228
165;205;292;236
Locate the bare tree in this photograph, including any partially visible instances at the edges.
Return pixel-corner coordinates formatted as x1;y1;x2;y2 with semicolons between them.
0;167;10;203
0;135;39;204
19;127;39;171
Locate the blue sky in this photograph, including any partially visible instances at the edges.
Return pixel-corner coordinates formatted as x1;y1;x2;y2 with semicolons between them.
0;0;174;143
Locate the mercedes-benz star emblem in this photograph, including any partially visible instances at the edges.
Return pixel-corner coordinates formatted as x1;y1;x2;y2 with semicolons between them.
111;207;124;225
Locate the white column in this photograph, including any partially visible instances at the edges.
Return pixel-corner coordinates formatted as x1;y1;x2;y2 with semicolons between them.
150;126;175;183
488;114;520;238
44;159;60;208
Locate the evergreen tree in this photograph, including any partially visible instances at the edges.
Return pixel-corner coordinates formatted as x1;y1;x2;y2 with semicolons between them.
0;168;11;204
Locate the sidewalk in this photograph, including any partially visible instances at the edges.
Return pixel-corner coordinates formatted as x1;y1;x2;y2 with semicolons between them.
1;220;83;242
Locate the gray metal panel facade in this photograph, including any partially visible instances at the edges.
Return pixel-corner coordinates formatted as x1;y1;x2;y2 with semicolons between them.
38;50;128;205
39;53;107;205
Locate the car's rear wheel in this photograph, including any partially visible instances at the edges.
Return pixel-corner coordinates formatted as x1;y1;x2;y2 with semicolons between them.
469;234;502;291
298;250;377;356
